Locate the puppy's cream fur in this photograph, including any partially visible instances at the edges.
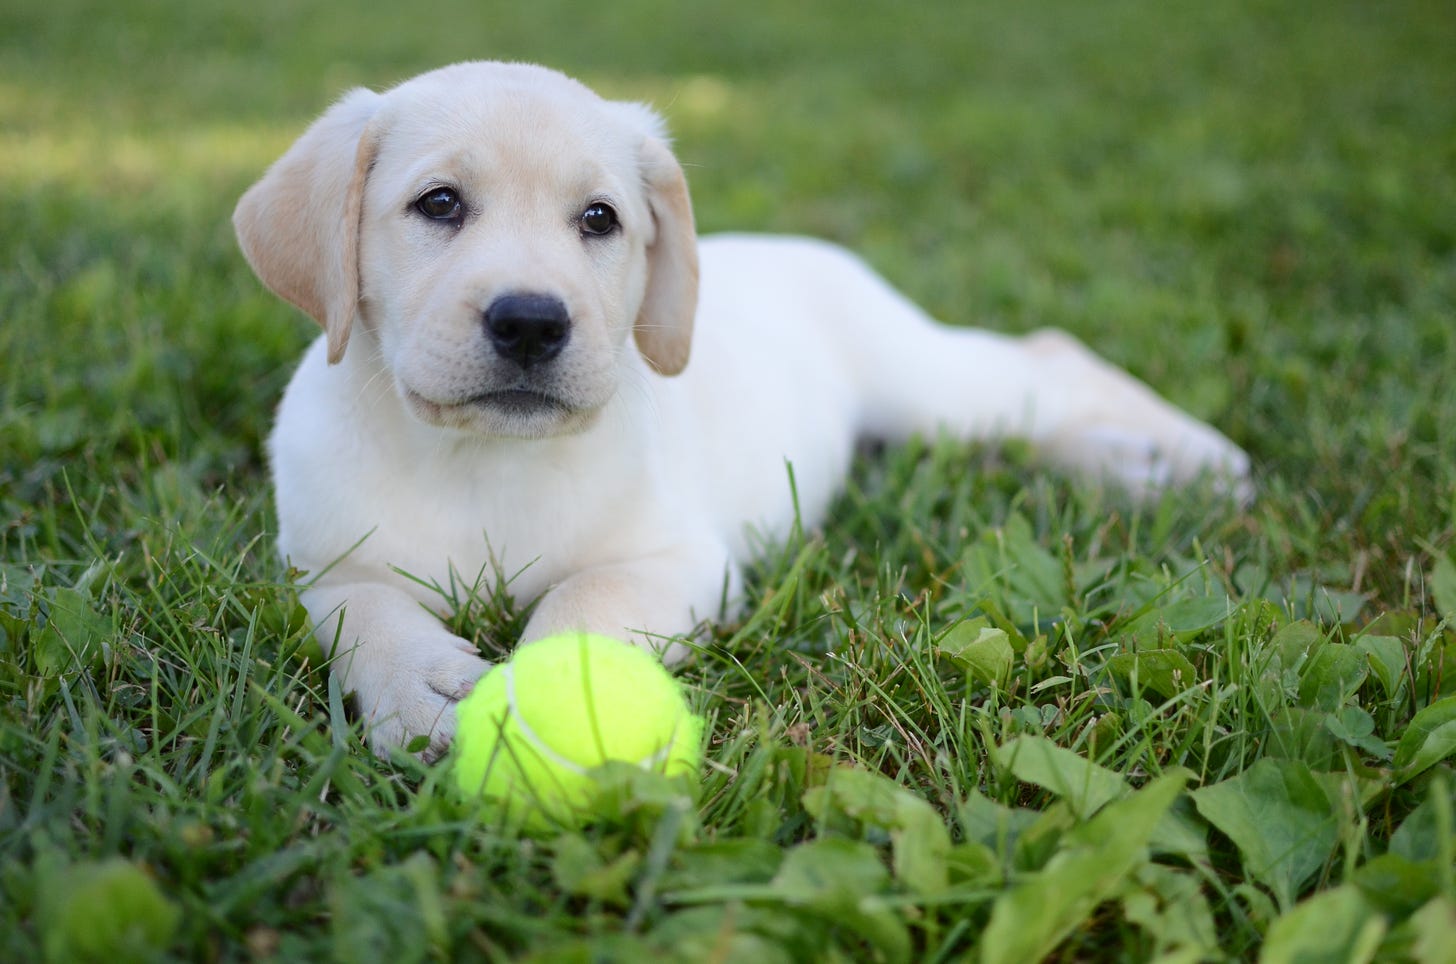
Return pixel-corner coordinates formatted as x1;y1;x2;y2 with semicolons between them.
235;62;1249;757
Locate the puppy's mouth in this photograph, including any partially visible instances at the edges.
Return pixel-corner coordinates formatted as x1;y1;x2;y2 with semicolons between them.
469;388;571;416
402;386;590;436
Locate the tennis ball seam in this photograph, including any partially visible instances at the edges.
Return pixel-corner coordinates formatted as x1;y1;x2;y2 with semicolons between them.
504;662;679;773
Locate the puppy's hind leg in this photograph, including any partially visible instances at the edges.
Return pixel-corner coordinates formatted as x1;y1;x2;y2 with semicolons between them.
835;258;1249;497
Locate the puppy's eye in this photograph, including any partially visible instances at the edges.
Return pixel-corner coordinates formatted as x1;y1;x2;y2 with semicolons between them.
580;202;619;237
415;187;463;221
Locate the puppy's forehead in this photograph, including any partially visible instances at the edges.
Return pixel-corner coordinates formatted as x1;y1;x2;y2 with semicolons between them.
374;63;643;194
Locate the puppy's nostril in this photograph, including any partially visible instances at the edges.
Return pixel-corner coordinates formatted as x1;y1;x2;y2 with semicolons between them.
483;293;571;368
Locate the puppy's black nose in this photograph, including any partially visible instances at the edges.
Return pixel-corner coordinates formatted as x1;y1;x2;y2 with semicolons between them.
483;293;570;368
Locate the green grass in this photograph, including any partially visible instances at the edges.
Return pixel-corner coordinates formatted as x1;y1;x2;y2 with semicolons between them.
3;0;1456;959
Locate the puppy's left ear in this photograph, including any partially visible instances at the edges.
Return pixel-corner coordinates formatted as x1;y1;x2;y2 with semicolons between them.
233;88;382;364
634;135;699;376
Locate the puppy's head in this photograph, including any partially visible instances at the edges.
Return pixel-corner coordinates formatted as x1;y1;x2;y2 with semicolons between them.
234;62;698;437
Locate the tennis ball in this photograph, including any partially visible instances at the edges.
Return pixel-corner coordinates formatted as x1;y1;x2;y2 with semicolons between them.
452;632;703;830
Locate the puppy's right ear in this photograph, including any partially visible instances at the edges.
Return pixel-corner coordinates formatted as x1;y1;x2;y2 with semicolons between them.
233;88;381;364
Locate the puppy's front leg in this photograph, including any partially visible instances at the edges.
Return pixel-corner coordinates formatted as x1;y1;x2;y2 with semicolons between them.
302;581;490;759
520;544;735;665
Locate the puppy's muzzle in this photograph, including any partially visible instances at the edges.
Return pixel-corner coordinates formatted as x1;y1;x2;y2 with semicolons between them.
484;293;570;369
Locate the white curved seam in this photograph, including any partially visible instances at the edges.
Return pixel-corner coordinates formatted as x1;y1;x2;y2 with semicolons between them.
504;663;589;776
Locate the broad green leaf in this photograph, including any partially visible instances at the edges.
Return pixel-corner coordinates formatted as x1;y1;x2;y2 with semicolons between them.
1268;707;1340;769
980;772;1187;964
0;562;42;651
1011;803;1078;873
893;816;952;896
1122;863;1217;957
1324;706;1392;759
770;838;910;964
991;735;1128;819
331;853;447;963
937;621;1014;687
551;835;640;907
945;842;1001;887
34;587;112;675
646;906;806;964
1351;854;1441;916
1107;648;1200;700
1389;779;1454;863
772;837;889;899
1310;768;1388;812
1432;554;1456;625
1117;595;1233;646
588;761;700;843
661;839;782;893
1190;758;1338;909
962;513;1068;627
1258;884;1385;964
1297;643;1368;711
1147;795;1210;863
1407;896;1456;963
804;766;952;895
957;790;1042;855
1393;696;1456;784
1270;621;1325;671
38;856;181;964
1353;634;1408;701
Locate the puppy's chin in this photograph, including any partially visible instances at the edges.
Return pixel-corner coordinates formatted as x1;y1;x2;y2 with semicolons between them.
400;386;601;439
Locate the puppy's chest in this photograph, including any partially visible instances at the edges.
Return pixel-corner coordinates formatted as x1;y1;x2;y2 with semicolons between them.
362;452;639;599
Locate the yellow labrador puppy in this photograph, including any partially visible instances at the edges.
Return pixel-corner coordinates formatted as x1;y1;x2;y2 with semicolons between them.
235;62;1249;758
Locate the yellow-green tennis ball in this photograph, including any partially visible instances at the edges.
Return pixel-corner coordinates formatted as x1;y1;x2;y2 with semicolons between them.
452;632;703;831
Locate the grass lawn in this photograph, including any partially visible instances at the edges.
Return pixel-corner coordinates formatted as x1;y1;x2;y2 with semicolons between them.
4;0;1456;959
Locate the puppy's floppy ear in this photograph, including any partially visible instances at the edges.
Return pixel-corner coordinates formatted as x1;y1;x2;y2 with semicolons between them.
634;133;699;377
233;88;382;364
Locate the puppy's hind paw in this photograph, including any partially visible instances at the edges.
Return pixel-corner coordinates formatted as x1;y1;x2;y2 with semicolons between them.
1049;422;1253;505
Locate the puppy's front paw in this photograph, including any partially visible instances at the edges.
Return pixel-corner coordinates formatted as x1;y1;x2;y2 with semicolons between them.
351;638;491;761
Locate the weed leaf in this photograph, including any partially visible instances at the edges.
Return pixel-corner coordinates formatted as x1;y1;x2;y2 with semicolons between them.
34;587;111;675
937;620;1014;687
957;790;1043;855
980;772;1186;964
551;835;641;907
661;839;783;893
38;856;181;963
770;838;911;963
1324;706;1392;759
962;514;1068;627
1393;697;1456;784
804;766;952;895
1351;854;1442;915
1297;643;1368;711
1353;634;1408;701
1190;758;1338;908
1107;648;1200;700
1116;594;1232;646
1432;554;1456;625
1389;778;1454;864
646;905;805;963
1122;863;1218;956
991;735;1127;819
1258;884;1385;964
1405;896;1456;962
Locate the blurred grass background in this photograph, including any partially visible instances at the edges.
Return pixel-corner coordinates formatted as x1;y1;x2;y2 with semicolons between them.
5;0;1454;593
3;0;1456;959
